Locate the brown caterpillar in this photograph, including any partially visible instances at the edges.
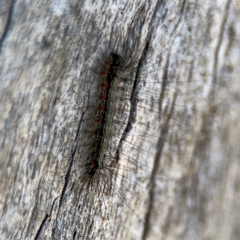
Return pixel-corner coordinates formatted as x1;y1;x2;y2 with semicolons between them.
75;29;145;239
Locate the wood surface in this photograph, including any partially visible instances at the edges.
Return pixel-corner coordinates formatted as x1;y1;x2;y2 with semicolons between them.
0;0;239;239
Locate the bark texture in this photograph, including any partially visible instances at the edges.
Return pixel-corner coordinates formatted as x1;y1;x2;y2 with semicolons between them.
0;0;240;240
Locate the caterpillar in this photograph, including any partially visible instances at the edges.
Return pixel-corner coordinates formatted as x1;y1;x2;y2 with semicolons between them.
74;25;148;239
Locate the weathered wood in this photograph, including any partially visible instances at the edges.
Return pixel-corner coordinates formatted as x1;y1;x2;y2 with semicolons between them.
0;0;239;239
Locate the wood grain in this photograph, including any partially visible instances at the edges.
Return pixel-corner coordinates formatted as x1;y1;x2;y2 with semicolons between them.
0;0;239;239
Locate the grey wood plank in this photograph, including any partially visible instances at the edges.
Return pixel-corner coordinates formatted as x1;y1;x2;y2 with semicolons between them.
0;0;239;239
